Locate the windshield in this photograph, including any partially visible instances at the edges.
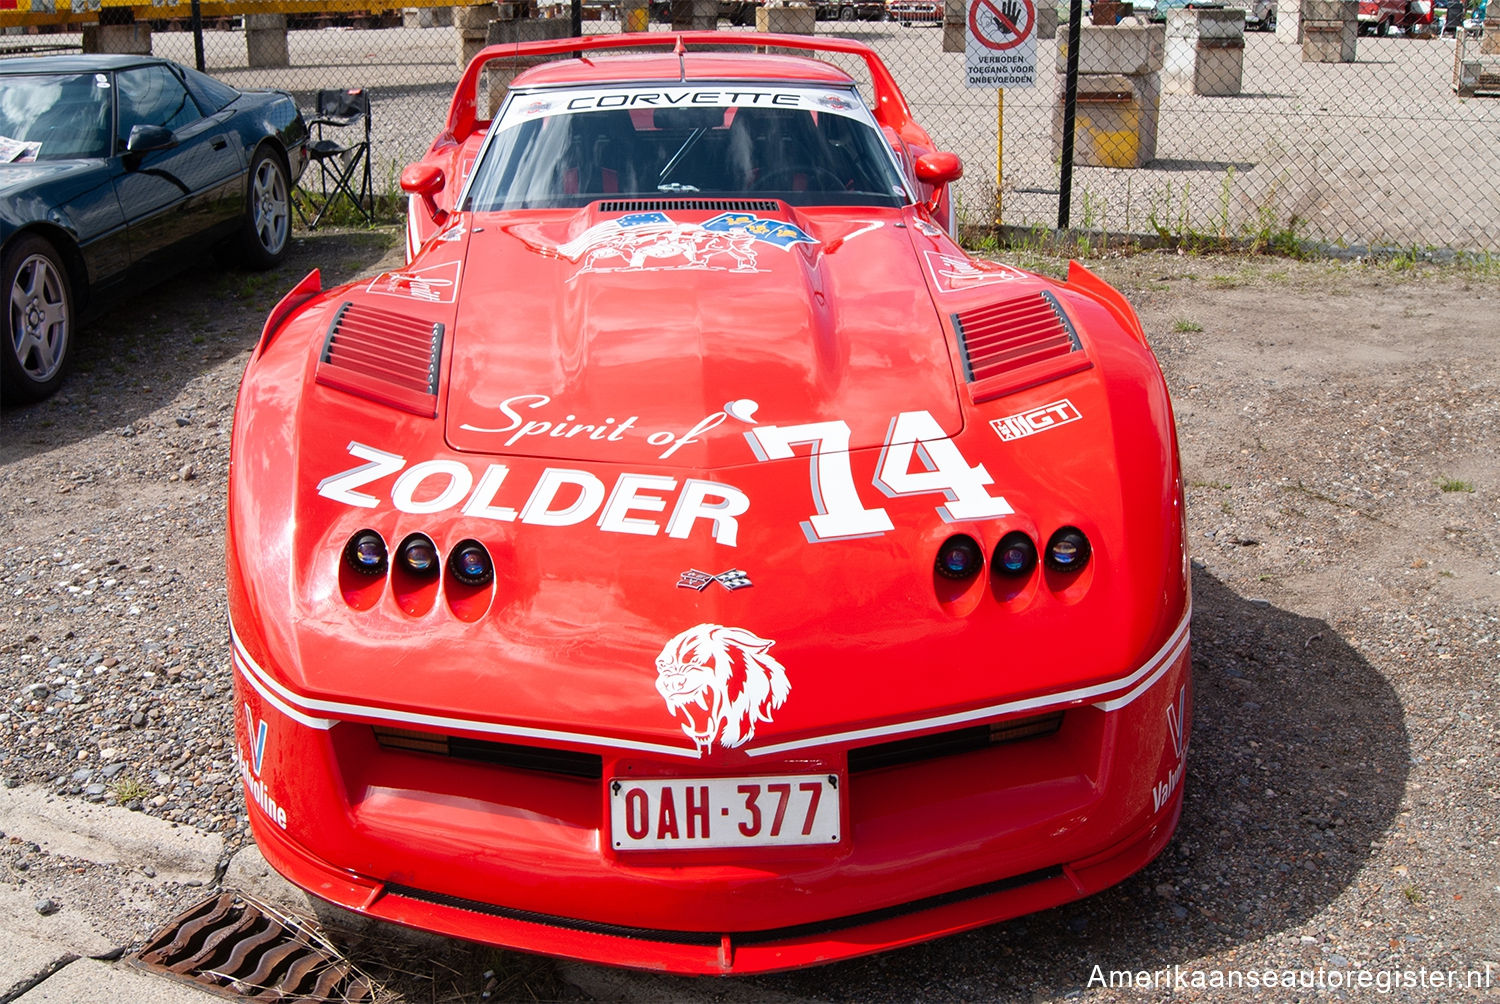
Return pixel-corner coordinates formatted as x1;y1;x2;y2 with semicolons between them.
0;73;113;162
466;84;910;210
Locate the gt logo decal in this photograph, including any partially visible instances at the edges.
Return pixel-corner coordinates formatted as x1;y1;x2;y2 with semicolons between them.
746;410;1012;542
318;442;749;546
990;399;1082;442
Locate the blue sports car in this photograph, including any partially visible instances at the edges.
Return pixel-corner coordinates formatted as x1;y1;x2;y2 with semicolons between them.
1;55;308;403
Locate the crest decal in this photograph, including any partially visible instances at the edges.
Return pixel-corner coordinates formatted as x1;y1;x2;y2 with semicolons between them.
655;624;789;755
540;212;816;279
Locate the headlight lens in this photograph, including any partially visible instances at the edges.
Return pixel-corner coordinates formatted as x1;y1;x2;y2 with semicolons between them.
935;534;984;580
398;533;440;577
448;539;494;587
344;530;387;576
993;531;1037;577
1045;526;1091;572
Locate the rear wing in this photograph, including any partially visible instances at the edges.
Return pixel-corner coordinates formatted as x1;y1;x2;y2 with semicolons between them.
441;31;926;150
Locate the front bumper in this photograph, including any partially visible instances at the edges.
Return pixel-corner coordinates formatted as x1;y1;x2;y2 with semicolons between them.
231;620;1191;975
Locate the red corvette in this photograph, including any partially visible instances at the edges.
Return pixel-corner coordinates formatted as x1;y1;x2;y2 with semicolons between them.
228;32;1190;975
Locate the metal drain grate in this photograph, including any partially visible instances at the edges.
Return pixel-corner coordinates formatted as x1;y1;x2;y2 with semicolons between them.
128;891;375;1001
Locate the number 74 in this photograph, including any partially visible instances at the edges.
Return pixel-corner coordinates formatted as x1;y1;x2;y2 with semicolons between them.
745;410;1013;542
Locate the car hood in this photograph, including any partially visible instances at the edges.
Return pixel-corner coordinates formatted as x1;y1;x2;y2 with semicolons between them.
0;159;97;199
438;204;963;467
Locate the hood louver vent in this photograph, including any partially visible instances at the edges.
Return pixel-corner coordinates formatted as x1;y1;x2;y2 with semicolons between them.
316;302;444;417
597;198;781;213
952;290;1091;403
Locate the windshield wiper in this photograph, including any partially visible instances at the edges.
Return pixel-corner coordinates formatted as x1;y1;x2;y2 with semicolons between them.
657;127;705;186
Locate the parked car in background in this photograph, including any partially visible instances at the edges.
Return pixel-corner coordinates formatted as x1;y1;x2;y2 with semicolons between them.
888;0;942;22
1;55;306;404
1147;0;1275;26
1358;0;1425;32
816;0;886;18
649;0;761;23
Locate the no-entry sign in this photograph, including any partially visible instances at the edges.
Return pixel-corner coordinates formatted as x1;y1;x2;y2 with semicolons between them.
965;0;1038;87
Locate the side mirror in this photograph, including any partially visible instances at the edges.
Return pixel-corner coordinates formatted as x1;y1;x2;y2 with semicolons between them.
125;124;177;160
400;162;448;225
914;151;963;187
913;151;963;220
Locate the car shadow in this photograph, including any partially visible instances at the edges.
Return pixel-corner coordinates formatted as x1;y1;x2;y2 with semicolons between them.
655;565;1410;998
0;227;398;461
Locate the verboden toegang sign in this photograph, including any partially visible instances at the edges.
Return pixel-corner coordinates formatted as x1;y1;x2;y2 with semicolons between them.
965;0;1038;88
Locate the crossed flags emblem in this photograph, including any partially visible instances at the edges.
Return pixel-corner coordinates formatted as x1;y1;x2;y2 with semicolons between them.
676;569;753;592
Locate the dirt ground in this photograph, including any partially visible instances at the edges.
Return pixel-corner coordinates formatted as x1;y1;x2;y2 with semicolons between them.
1;230;1496;1001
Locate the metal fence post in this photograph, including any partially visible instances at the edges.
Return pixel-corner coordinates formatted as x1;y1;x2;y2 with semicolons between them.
191;0;205;72
1058;0;1083;230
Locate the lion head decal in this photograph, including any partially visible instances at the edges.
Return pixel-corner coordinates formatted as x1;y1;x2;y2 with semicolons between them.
654;624;790;755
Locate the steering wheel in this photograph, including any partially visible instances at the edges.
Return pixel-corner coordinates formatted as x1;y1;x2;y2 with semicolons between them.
752;166;849;192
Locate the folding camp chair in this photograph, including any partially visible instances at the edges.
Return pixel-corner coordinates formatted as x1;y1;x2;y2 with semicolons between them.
294;87;372;229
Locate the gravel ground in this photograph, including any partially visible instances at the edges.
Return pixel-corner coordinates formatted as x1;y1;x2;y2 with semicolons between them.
1;233;1496;1001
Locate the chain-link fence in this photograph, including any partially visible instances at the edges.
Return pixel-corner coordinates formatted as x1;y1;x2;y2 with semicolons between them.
4;0;1498;251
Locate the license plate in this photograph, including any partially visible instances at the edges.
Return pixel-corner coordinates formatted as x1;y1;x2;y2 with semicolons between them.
609;773;841;850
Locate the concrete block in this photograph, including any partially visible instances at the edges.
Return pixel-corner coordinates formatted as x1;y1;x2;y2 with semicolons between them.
405;6;453;26
1055;24;1166;74
1053;71;1161;168
80;23;150;54
245;13;289;69
1302;18;1356;59
757;3;817;32
944;18;966;49
1164;35;1244;93
1481;17;1500;52
943;0;963;50
457;26;488;67
1037;5;1059;37
454;2;498;27
1299;0;1356;19
1276;0;1302;41
1454;57;1482;94
1165;5;1245;37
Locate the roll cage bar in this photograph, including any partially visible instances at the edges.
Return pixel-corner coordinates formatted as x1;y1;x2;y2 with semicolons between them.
442;32;926;151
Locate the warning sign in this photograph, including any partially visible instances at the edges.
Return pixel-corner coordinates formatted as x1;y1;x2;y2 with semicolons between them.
965;0;1038;88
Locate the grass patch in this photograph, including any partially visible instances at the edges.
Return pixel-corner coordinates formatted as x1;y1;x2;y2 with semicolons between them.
1173;319;1204;333
1436;478;1475;493
112;777;150;803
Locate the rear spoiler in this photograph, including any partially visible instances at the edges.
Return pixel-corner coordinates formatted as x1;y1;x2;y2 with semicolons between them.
441;31;926;149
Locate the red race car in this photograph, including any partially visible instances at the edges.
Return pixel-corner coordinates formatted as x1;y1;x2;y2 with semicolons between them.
228;32;1190;975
